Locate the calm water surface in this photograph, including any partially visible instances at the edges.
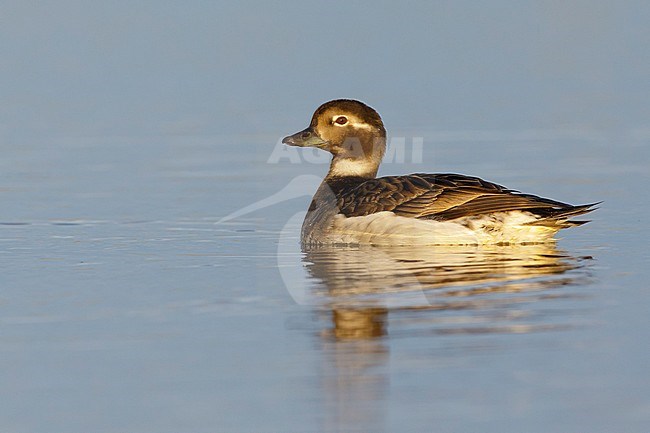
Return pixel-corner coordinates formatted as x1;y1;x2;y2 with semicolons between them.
1;133;648;432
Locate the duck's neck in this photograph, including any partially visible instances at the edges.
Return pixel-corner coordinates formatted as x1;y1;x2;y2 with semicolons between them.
326;133;385;180
326;157;379;179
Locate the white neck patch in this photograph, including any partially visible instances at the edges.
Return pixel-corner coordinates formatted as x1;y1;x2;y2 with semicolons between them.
329;157;379;178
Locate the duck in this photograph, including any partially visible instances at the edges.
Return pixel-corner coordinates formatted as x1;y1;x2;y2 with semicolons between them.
282;99;597;246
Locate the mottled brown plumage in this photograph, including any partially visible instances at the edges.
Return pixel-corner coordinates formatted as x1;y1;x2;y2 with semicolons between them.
335;173;597;228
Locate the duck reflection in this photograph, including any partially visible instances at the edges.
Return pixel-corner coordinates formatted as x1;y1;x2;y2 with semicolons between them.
304;243;591;339
305;243;592;432
330;307;388;339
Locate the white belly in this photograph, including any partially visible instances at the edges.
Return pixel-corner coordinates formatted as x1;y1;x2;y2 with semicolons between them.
319;211;557;246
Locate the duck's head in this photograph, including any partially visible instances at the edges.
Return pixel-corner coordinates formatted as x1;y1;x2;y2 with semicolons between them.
283;99;386;179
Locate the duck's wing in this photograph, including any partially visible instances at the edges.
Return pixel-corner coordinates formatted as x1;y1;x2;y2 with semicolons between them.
336;173;597;225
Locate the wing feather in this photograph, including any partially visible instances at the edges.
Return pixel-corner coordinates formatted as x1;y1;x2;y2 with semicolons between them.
336;173;596;223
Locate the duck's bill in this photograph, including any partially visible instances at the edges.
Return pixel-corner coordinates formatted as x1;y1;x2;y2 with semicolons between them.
282;127;328;148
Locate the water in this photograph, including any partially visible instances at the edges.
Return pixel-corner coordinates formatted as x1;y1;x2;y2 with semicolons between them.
2;2;650;432
1;134;648;432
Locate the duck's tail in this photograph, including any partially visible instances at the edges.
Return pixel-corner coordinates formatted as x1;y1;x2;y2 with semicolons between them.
526;202;601;229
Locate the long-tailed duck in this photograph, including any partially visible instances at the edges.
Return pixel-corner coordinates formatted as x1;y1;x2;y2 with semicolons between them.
282;99;596;246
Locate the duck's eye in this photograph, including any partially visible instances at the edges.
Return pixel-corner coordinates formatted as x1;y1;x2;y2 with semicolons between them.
334;116;348;125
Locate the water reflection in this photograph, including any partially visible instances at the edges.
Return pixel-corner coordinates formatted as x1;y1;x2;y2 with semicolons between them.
307;243;593;432
304;243;592;339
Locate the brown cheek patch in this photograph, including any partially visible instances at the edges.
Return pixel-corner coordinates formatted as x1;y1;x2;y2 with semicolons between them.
341;137;365;158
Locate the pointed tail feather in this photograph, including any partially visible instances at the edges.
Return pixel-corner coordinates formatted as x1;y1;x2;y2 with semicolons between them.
526;202;600;228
